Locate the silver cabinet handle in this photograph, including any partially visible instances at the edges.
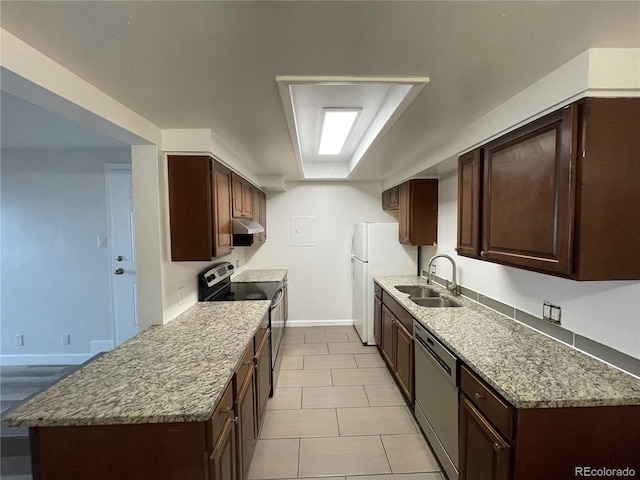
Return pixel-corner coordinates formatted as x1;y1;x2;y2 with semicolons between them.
114;268;125;275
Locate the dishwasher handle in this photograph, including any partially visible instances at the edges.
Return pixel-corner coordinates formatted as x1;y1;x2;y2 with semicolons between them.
414;321;458;386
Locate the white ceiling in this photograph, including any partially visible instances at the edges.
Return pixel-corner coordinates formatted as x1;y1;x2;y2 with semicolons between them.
1;1;639;181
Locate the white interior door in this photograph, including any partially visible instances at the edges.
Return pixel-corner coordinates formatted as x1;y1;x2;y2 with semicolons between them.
106;164;138;346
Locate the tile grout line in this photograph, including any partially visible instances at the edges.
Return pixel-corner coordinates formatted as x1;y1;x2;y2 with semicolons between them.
377;434;394;475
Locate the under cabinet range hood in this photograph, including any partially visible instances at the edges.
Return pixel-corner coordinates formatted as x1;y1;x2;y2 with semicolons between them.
233;218;265;234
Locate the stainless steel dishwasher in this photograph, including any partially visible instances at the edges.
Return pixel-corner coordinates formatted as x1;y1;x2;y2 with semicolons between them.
414;320;459;480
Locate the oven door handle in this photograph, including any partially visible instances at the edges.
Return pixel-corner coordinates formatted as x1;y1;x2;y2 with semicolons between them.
271;289;284;309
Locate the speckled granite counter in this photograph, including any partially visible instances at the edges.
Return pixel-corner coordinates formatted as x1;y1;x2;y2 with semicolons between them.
375;276;640;409
232;268;287;283
3;301;271;427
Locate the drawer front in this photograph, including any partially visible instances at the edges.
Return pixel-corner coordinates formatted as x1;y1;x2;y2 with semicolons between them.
206;382;234;452
235;342;255;394
460;365;513;440
374;283;382;300
382;290;414;334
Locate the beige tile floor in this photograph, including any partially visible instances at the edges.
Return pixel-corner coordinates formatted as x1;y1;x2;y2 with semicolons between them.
247;326;445;480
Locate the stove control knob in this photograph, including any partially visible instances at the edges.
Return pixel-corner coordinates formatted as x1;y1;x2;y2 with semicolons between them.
114;268;125;275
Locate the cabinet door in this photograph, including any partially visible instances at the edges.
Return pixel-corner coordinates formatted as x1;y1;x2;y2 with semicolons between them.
231;173;244;218
210;414;237;480
482;107;575;274
213;163;233;257
259;190;267;242
398;180;438;246
398;182;411;244
459;395;511;480
254;330;271;435
373;296;382;346
252;187;267;243
394;322;413;402
235;368;257;480
380;305;395;368
457;149;482;258
382;186;399;210
242;181;253;219
167;155;214;261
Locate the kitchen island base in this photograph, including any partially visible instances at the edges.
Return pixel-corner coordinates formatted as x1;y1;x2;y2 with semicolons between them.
30;421;212;480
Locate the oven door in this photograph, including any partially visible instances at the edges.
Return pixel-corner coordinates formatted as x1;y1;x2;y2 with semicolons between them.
269;288;285;389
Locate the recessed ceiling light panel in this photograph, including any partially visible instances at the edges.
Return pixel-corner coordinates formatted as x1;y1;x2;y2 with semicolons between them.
318;108;361;155
277;75;430;179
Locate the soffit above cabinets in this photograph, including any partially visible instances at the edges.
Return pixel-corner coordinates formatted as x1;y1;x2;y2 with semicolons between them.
277;76;429;180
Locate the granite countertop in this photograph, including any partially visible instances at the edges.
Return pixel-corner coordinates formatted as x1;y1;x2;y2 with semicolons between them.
232;268;287;283
3;301;271;427
375;276;640;409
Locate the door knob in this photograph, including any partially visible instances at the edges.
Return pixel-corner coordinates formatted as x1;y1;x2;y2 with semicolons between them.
114;268;125;275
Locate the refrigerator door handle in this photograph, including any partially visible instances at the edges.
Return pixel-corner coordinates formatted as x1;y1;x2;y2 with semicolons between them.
350;256;355;288
350;224;355;258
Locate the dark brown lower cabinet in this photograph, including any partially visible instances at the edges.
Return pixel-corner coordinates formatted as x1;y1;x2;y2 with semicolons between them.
373;295;382;346
379;296;414;404
380;305;395;367
235;345;257;480
394;321;413;401
209;383;237;480
459;395;511;480
460;364;640;479
30;382;237;480
254;330;271;434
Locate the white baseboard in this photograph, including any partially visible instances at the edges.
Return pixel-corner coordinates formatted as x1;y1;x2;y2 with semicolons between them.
0;353;94;366
285;319;354;327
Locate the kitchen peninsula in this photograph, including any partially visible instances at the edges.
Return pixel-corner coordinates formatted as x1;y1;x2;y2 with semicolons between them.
3;301;271;480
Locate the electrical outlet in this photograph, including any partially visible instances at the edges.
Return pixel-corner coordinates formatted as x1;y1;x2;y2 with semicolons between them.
543;302;561;325
15;334;24;346
178;287;185;306
60;334;71;345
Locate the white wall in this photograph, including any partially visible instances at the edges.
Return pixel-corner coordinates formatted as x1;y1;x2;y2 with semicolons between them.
1;148;132;364
244;181;396;323
424;172;640;360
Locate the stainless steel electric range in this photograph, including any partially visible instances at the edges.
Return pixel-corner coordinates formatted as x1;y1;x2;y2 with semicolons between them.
198;262;285;393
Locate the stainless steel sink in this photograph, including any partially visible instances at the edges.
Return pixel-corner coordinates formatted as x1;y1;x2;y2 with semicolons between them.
411;297;462;308
395;285;440;298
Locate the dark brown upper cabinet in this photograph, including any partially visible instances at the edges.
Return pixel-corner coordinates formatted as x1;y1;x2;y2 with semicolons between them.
167;155;233;261
382;185;399;210
457;97;640;280
457;149;483;258
233;185;267;247
398;179;438;246
232;173;253;219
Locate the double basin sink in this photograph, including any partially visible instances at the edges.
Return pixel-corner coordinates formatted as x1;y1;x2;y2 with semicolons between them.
395;285;462;308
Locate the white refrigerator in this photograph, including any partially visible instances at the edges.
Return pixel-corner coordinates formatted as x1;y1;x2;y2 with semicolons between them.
351;222;417;345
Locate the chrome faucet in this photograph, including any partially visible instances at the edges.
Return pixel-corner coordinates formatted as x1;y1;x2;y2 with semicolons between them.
426;254;459;296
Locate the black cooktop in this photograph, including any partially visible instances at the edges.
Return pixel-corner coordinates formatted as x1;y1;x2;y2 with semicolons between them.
198;261;280;302
208;282;280;302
